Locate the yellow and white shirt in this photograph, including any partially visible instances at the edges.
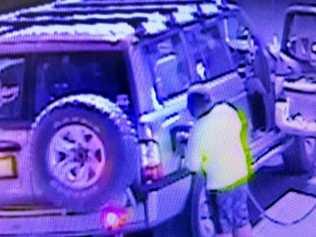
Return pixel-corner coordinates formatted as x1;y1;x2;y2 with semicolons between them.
186;103;252;190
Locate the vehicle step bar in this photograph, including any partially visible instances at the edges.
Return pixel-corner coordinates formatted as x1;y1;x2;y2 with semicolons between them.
253;138;294;171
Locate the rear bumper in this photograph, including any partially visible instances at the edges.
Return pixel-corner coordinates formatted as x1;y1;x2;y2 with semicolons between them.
0;204;146;236
0;173;192;236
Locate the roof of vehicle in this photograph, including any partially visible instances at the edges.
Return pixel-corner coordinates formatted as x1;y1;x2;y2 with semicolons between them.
0;0;231;45
286;4;316;17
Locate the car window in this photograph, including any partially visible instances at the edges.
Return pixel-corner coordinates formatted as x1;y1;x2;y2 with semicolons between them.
186;24;235;82
286;13;316;62
34;53;130;114
223;15;257;66
185;28;207;81
224;16;244;41
147;34;190;102
198;24;235;80
0;58;25;120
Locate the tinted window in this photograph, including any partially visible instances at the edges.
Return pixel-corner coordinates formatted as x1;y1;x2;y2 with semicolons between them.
186;25;234;80
0;58;25;120
34;53;129;114
147;34;190;102
223;15;255;65
185;28;207;81
225;16;245;41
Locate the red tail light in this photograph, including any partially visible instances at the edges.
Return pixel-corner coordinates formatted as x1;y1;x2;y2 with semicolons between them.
101;205;129;230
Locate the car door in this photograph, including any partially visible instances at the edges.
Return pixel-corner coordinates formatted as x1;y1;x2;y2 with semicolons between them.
184;19;284;165
0;56;33;205
221;11;290;165
184;21;254;132
222;10;276;134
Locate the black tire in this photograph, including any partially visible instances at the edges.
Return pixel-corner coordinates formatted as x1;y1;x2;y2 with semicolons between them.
154;174;215;237
31;95;139;212
283;136;316;175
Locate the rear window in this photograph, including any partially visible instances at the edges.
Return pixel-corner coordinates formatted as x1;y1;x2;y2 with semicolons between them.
34;52;130;114
0;58;25;120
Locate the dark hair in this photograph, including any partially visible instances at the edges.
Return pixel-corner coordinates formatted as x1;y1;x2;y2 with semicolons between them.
187;88;212;118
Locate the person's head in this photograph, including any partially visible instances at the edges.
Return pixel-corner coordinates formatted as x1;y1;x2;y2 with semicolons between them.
187;87;213;119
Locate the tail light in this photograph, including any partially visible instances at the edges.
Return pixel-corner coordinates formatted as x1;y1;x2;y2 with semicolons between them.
101;205;129;231
140;141;163;182
0;141;20;178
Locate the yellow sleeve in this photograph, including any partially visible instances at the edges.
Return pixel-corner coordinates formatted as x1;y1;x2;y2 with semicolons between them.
237;110;254;179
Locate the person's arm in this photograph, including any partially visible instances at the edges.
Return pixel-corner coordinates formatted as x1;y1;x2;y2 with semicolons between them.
186;126;202;173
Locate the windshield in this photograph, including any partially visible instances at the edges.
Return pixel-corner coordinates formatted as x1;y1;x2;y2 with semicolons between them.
34;52;130;114
285;12;316;62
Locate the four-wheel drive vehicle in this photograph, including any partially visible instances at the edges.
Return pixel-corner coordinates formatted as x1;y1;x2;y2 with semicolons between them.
274;4;316;173
0;0;302;236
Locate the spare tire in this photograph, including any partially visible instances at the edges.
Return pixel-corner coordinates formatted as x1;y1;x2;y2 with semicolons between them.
30;94;139;212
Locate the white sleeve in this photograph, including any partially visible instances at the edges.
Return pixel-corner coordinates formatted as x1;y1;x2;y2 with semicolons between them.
186;126;202;173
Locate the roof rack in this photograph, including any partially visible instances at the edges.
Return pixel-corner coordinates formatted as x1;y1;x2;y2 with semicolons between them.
12;3;210;27
16;1;218;24
55;0;207;8
0;16;148;28
0;16;150;39
0;0;219;42
17;7;179;19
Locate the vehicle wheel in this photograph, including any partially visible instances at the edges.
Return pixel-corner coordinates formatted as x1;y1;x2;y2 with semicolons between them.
283;136;316;175
30;95;139;212
154;174;215;237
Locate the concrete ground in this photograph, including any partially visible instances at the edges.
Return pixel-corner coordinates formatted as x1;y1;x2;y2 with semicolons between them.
128;155;316;237
249;155;316;236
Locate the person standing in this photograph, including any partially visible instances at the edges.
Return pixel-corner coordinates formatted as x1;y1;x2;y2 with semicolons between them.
186;87;253;237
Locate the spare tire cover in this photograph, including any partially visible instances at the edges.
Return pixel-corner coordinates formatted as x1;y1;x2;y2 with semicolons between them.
30;94;139;212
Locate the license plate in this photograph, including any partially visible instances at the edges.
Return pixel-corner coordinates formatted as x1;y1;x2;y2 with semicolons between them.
0;156;17;178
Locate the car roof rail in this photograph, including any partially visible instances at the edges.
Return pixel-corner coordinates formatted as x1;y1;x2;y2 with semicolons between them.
54;0;207;8
0;16;148;28
17;6;179;19
0;0;219;40
0;16;148;36
17;1;218;24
